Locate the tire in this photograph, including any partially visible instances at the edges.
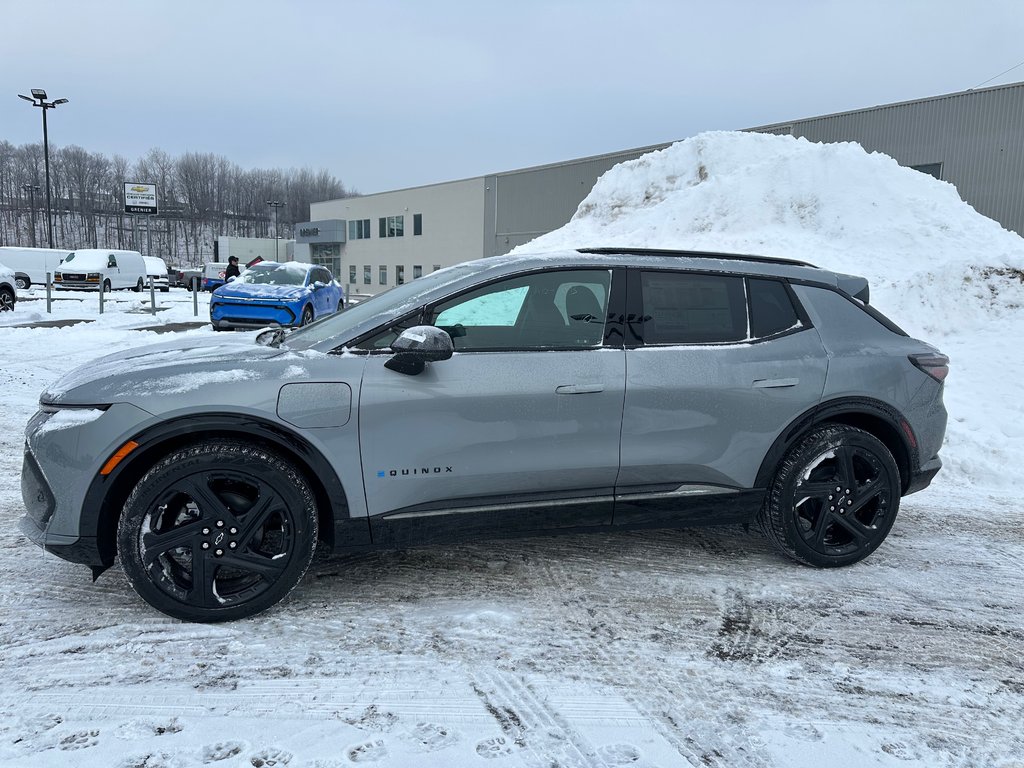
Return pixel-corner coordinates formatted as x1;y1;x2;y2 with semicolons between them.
0;286;14;312
300;304;314;326
102;279;111;293
117;440;318;622
133;278;144;292
15;276;29;290
757;425;901;568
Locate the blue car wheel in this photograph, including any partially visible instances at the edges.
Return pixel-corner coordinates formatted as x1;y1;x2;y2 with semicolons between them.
300;304;314;326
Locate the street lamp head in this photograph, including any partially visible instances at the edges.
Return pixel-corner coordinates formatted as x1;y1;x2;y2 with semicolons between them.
31;88;47;99
53;98;69;106
18;93;34;102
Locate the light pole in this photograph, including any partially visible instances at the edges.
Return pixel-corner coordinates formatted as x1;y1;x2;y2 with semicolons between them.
22;183;41;248
18;89;69;249
266;200;284;261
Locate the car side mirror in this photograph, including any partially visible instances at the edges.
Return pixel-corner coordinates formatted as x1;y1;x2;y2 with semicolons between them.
385;326;454;376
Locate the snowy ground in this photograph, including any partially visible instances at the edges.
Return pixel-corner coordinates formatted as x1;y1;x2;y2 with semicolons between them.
2;133;1024;767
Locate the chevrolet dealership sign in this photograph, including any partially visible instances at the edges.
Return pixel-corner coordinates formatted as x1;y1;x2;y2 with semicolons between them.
124;182;158;215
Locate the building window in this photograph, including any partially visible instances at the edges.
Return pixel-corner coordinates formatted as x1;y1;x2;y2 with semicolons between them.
349;265;356;284
363;265;371;285
413;213;423;236
349;219;371;240
396;265;405;285
379;265;388;285
378;215;404;238
413;265;422;279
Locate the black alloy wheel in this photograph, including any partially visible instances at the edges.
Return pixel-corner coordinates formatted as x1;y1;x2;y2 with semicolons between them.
758;425;901;567
118;440;318;622
300;304;314;326
0;287;14;311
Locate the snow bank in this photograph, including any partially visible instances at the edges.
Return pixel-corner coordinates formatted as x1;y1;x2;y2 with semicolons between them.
520;131;1024;491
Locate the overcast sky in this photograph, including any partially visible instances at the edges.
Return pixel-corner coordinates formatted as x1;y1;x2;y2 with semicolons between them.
3;0;1023;195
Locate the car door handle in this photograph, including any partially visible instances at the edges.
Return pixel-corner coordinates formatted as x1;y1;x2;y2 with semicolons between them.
752;378;799;388
555;384;605;395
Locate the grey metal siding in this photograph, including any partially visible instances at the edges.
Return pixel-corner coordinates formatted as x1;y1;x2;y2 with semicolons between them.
485;146;669;256
751;83;1024;235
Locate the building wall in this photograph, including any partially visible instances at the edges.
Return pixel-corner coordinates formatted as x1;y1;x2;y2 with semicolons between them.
308;177;485;295
482;144;666;256
748;82;1024;235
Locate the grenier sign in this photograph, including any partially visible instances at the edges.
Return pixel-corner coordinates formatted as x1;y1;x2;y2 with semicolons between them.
294;220;346;244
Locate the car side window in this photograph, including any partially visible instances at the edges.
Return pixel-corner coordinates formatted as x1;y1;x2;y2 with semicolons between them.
640;271;747;344
431;270;612;351
748;278;801;338
108;255;117;268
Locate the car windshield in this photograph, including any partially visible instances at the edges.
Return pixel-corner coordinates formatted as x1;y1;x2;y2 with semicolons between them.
237;263;308;286
284;262;484;350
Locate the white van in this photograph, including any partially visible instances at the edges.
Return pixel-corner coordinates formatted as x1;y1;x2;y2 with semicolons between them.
0;246;73;289
54;249;147;291
143;256;170;292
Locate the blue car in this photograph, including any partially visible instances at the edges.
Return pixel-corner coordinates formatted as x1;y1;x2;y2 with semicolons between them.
210;261;344;331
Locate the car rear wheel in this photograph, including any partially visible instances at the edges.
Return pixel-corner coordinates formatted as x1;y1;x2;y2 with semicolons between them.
15;276;29;290
300;304;314;326
0;286;14;311
757;425;901;567
133;278;144;292
117;440;318;622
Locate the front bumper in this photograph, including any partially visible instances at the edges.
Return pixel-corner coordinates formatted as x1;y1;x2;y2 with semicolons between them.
19;402;155;567
211;299;300;330
19;447;103;565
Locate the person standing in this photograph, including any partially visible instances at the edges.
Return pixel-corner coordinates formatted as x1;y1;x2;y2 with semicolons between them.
224;256;241;281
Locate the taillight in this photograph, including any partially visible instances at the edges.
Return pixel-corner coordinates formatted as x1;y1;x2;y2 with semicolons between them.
909;353;949;382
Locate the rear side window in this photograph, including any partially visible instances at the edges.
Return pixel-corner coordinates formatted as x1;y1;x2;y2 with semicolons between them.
749;278;800;338
641;272;746;344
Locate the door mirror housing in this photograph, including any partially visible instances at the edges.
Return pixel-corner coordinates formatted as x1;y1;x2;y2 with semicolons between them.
385;326;454;375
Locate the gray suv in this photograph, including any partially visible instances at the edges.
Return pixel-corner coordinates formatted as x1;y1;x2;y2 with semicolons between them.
20;248;948;622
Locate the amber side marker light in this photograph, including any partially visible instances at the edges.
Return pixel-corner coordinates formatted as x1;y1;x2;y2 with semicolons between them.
100;440;139;475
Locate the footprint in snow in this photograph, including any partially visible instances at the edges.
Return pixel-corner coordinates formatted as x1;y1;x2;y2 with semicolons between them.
347;739;387;763
250;747;293;766
58;729;100;750
598;743;643;765
202;741;247;763
409;721;458;752
476;736;515;759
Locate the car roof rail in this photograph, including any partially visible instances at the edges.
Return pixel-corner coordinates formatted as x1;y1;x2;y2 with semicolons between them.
576;247;820;269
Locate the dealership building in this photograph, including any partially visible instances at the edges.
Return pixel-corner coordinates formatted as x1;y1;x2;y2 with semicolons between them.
295;81;1024;296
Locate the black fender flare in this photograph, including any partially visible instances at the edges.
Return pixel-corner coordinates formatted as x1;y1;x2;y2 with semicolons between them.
82;413;367;568
754;397;919;493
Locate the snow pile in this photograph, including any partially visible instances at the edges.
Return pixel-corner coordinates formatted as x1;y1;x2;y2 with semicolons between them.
521;131;1024;491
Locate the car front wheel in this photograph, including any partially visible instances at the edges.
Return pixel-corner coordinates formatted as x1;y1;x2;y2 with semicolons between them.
117;440;318;622
0;286;14;311
757;425;901;567
300;304;314;326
